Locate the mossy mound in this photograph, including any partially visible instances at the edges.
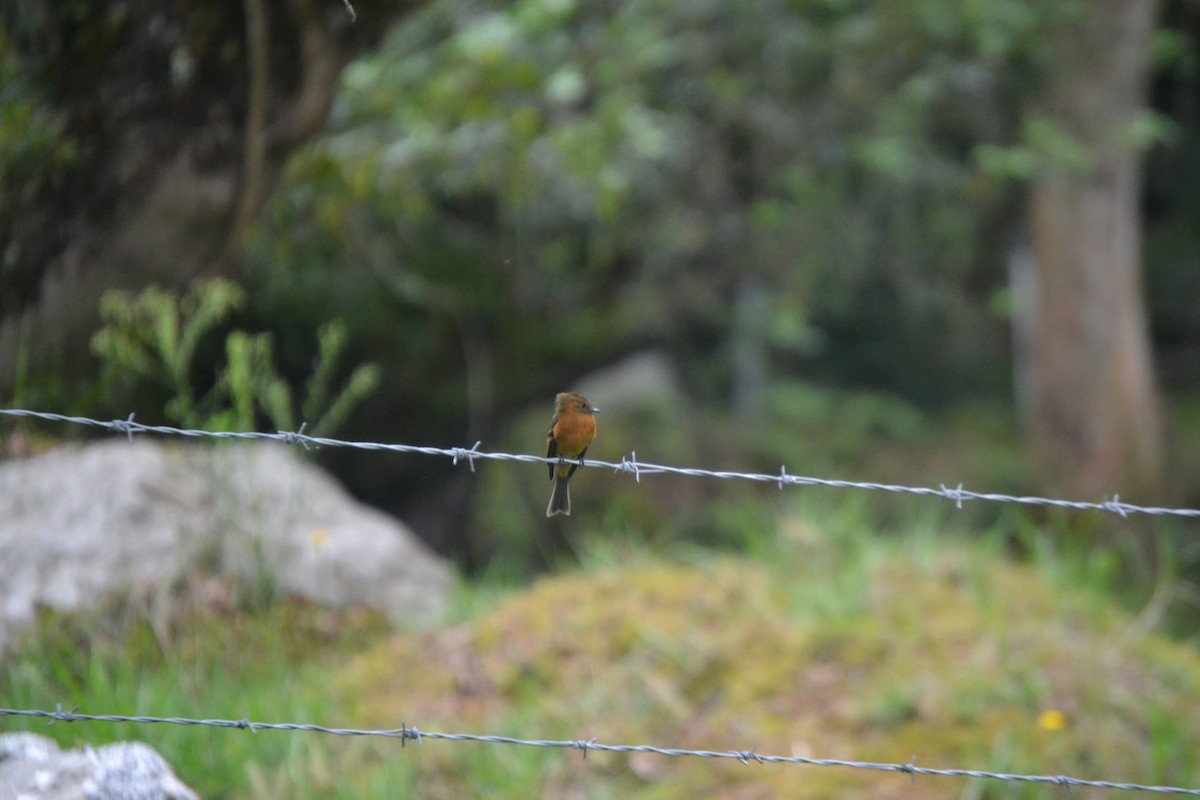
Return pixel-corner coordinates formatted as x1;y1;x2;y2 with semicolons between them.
338;545;1200;798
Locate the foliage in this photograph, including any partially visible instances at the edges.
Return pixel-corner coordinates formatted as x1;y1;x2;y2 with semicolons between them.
0;28;75;227
91;280;244;426
89;279;380;436
241;0;1194;564
2;599;393;799
250;0;1076;436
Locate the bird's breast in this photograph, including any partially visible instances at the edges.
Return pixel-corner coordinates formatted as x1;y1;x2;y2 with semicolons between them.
554;414;596;458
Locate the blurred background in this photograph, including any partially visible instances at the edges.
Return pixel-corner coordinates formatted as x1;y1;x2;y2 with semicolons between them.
3;0;1198;571
3;0;1200;796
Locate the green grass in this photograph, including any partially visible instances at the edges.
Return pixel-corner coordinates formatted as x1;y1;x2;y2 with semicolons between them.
5;497;1200;798
2;599;394;798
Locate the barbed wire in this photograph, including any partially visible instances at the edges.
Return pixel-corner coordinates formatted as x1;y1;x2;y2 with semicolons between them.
2;707;1198;795
2;407;1198;519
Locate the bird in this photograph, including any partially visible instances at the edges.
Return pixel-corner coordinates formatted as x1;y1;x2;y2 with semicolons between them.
545;391;599;517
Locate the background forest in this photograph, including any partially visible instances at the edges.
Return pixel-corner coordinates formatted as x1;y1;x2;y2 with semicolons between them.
3;0;1200;797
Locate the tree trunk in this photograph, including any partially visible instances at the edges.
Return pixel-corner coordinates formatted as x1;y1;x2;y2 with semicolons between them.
1025;0;1163;500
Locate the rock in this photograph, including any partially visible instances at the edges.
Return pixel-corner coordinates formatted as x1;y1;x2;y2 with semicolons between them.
0;732;199;800
574;350;685;413
0;440;453;650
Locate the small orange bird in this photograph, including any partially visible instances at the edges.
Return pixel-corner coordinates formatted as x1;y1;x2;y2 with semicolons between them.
545;392;599;517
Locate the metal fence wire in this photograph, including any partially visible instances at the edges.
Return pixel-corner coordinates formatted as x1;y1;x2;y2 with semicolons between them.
1;707;1199;796
2;408;1198;519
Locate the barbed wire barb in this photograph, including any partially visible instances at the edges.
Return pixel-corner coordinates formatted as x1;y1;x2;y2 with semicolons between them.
278;421;310;450
614;451;641;482
3;407;1199;519
1104;494;1129;518
452;440;482;472
941;482;965;509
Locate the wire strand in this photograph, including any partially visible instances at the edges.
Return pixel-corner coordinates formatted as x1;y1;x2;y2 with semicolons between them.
2;707;1198;795
2;408;1197;519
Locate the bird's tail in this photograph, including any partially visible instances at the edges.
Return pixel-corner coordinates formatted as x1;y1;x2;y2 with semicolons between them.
546;476;571;517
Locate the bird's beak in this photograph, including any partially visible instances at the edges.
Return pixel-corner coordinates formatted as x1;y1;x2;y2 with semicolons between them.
591;407;601;414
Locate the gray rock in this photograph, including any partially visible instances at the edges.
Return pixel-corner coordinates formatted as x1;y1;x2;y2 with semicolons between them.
0;440;453;650
0;733;198;800
574;350;685;413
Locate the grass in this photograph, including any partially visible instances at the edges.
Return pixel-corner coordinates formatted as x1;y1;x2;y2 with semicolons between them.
2;597;394;798
338;500;1200;798
4;494;1200;798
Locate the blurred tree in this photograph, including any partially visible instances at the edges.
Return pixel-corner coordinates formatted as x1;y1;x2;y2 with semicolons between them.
245;0;1062;563
0;0;418;401
1023;0;1164;498
262;0;1057;416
